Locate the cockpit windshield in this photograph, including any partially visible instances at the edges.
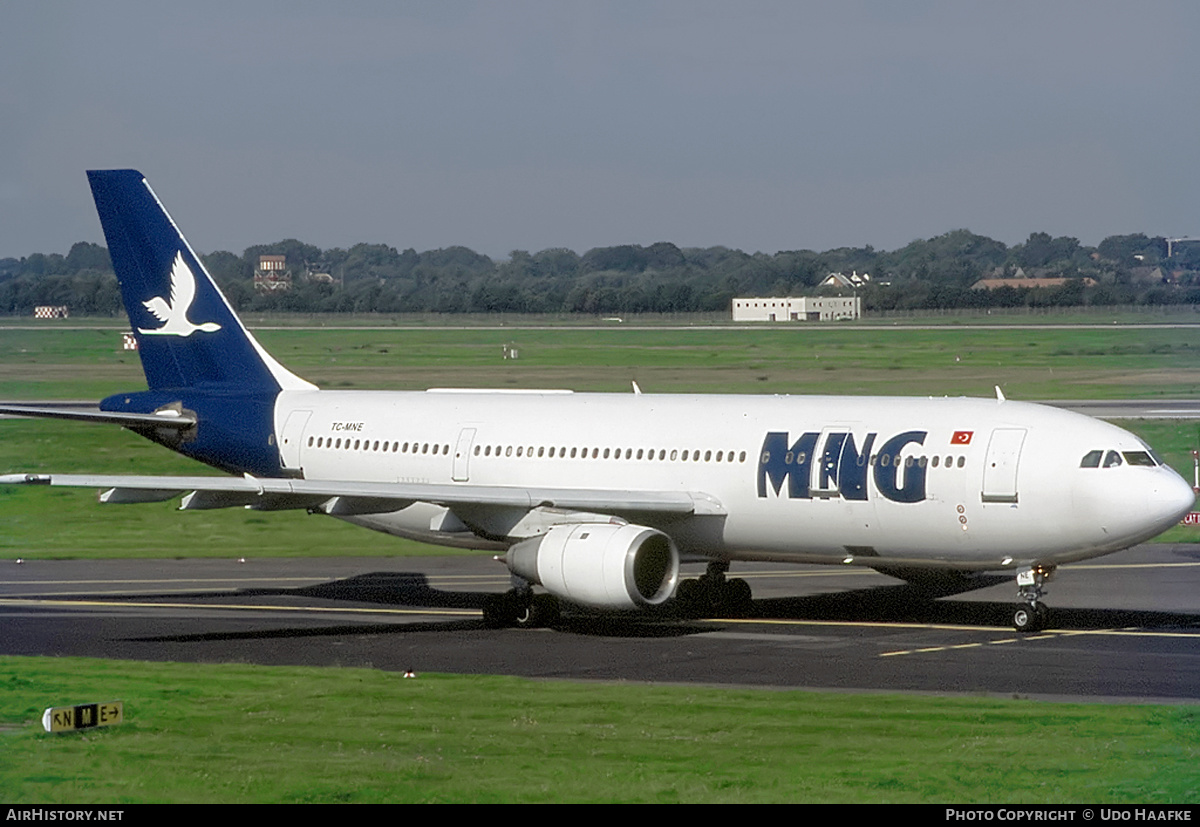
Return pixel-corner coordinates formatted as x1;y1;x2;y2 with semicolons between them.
1080;448;1158;469
1122;451;1157;467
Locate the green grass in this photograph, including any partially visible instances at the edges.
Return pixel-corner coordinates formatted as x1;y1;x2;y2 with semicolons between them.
4;322;1200;398
1;657;1197;803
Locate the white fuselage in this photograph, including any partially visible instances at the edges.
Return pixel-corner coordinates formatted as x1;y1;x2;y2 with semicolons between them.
272;389;1196;572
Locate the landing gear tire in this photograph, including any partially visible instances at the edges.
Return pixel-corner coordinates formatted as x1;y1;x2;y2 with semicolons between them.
483;591;560;629
716;577;753;617
673;563;753;617
518;593;560;629
482;593;511;628
1012;603;1048;633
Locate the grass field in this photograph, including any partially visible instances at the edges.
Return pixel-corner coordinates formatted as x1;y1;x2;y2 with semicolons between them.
4;321;1200;399
2;657;1198;804
2;316;1199;803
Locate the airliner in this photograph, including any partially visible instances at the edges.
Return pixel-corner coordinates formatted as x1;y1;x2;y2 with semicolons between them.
1;170;1194;632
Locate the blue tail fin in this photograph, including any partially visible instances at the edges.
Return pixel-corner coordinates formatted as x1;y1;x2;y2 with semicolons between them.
89;170;313;477
88;169;312;393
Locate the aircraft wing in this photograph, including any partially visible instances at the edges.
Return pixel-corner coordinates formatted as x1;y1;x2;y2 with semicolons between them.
0;404;196;429
0;472;724;517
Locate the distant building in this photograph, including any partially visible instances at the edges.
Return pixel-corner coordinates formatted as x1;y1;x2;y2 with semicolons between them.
33;305;69;319
254;254;292;293
970;277;1097;291
732;296;861;322
818;270;872;289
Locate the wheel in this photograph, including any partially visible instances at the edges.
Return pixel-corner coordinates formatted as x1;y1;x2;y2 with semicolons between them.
718;578;753;616
1012;603;1043;633
1033;603;1050;631
513;594;561;629
482;593;512;628
512;600;536;628
528;593;560;628
674;578;705;616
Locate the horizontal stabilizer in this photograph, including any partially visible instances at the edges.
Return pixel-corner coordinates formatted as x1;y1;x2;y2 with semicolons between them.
0;405;196;429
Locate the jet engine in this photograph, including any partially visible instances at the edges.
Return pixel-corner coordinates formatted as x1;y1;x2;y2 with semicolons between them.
504;523;680;610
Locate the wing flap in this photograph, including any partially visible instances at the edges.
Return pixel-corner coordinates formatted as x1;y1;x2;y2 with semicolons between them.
0;473;721;517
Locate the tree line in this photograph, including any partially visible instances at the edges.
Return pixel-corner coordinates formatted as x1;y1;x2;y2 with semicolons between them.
2;230;1199;317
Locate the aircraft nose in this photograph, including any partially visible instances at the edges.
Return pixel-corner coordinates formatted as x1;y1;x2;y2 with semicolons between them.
1156;470;1195;523
1148;468;1196;532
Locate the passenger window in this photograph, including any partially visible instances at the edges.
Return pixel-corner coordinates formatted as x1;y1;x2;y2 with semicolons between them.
1080;450;1102;468
1103;450;1123;468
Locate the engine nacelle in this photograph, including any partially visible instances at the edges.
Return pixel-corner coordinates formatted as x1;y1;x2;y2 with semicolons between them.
505;523;680;610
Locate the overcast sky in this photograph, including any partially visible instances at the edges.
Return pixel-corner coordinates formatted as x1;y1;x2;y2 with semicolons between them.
4;1;1199;260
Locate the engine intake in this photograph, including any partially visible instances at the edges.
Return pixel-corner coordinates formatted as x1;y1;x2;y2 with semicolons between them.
505;523;680;610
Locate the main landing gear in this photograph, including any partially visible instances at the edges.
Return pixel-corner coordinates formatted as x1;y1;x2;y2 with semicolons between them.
1011;564;1055;633
482;585;561;629
674;561;753;617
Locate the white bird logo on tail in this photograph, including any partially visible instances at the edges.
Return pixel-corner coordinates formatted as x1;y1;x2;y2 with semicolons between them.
138;252;222;337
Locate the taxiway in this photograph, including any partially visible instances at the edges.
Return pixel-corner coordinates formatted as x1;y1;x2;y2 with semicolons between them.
3;545;1199;702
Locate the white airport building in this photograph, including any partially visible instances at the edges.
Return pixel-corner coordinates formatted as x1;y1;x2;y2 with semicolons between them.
731;296;861;322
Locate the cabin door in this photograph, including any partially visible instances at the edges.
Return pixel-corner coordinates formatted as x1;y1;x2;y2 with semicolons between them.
452;427;477;482
981;428;1026;504
280;410;313;473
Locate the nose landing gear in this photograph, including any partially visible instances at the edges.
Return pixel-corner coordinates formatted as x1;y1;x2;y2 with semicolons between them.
1012;564;1055;632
